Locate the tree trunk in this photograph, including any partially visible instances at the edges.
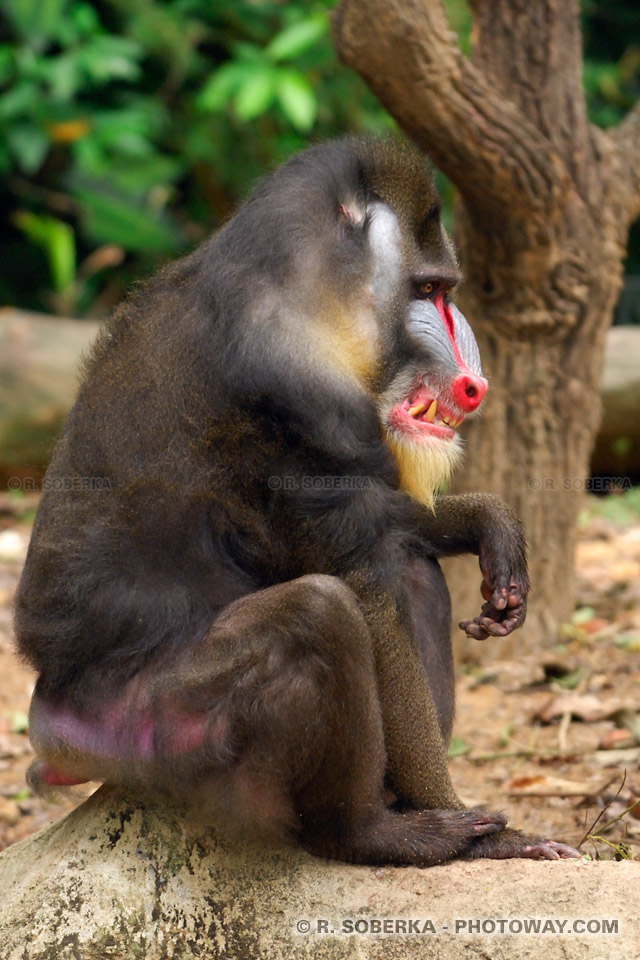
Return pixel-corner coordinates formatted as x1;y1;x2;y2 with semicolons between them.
0;787;637;960
333;0;640;650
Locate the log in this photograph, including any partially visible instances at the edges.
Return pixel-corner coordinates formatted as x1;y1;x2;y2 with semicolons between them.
0;786;637;960
0;308;99;484
1;311;640;483
591;326;640;479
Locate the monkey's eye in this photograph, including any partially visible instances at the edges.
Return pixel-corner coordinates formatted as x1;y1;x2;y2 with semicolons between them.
415;280;438;300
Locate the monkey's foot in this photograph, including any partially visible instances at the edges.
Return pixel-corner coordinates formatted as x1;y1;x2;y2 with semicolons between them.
302;807;507;867
464;827;581;860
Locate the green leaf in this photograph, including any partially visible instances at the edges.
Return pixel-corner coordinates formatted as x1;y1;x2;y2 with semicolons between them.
0;46;15;85
10;711;29;734
13;211;76;292
275;71;316;131
571;606;596;626
73;182;181;254
0;139;11;175
230;42;265;64
4;0;68;48
197;62;251;112
76;36;142;85
47;53;82;100
73;136;108;177
0;82;39;120
612;436;632;457
109;154;184;196
266;15;328;62
70;2;101;38
233;67;276;121
447;736;471;758
553;668;586;690
7;123;49;173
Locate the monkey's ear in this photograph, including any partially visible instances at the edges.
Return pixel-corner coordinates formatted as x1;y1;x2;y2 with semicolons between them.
338;201;366;226
337;201;370;249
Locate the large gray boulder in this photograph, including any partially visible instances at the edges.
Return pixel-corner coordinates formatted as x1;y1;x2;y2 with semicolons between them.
0;786;637;960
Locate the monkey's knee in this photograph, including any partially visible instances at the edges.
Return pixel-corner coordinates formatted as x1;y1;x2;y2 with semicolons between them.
287;573;364;623
220;574;369;659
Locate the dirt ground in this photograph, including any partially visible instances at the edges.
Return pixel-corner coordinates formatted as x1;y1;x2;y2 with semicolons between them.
0;492;639;860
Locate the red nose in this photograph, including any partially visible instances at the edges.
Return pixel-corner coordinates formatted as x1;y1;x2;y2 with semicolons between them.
451;371;488;413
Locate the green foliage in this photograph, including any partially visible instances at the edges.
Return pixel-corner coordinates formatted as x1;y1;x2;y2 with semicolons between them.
0;0;391;314
0;0;638;314
582;1;640;129
581;1;640;273
578;487;640;526
447;736;471;758
13;210;75;293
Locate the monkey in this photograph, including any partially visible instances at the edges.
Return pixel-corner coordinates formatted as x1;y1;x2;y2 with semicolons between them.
14;138;579;866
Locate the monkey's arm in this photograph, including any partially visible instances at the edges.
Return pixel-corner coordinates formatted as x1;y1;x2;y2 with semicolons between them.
416;493;529;640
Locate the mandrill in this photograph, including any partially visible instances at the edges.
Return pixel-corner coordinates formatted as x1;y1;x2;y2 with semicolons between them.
16;138;579;865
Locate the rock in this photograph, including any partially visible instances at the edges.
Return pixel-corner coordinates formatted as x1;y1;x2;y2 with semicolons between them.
0;786;638;959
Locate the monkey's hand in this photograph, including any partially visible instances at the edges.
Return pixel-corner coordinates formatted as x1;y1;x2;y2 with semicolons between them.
458;540;528;641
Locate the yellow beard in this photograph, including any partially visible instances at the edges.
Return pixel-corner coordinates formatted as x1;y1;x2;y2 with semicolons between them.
384;429;463;511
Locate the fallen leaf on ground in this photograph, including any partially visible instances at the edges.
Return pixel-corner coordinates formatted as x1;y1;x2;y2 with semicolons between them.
593;747;640;767
599;728;635;750
536;693;637;723
505;775;601;797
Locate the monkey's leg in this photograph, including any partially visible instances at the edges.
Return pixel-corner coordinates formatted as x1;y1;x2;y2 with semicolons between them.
345;573;465;813
28;574;504;867
386;562;580;861
362;597;578;860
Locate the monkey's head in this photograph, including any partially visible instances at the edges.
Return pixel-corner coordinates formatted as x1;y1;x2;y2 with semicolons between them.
321;139;488;508
216;138;487;509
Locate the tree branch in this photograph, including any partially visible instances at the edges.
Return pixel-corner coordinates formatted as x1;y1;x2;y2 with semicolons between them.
332;0;566;222
608;100;640;226
467;0;593;200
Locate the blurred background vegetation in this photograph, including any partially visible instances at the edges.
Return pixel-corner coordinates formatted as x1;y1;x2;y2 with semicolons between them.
0;0;639;320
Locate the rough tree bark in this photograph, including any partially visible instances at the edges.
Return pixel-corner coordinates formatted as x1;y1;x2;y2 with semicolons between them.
333;0;640;651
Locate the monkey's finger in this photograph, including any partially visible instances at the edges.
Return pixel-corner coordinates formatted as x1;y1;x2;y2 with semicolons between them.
481;579;526;612
521;840;580;860
506;584;524;608
481;580;509;609
480;580;493;603
542;840;581;859
490;586;509;611
487;611;525;637
481;579;524;612
458;619;490;641
478;617;509;637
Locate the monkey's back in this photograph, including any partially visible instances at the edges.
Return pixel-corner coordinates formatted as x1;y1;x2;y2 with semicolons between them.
14;138;428;694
